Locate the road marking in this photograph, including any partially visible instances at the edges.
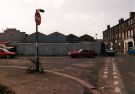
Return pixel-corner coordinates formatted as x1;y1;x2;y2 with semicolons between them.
114;86;121;93
104;68;108;71
103;75;108;79
105;64;108;67
113;69;117;72
104;66;108;69
112;66;116;68
104;72;108;75
113;72;117;75
113;75;118;79
113;81;120;85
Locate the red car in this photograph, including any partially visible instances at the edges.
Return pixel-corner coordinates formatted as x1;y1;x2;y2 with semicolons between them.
0;48;16;58
68;49;97;58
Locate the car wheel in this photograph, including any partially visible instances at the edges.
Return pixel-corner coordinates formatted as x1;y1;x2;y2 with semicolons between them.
11;56;15;59
6;55;10;59
91;55;95;58
71;55;78;58
88;55;94;58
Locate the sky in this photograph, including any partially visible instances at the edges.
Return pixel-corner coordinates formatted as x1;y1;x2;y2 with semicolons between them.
0;0;134;39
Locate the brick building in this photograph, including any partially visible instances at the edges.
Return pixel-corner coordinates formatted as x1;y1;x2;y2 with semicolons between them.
0;28;27;43
103;12;135;52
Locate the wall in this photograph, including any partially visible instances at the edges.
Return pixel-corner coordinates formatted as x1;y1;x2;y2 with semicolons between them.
17;43;101;56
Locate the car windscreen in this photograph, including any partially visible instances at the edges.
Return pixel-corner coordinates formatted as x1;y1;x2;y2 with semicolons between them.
78;49;83;52
1;49;9;52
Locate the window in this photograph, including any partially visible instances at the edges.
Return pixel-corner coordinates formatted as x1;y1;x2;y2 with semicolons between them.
131;19;133;24
128;20;130;26
128;30;130;37
131;30;133;37
116;35;117;39
122;33;124;39
119;33;121;39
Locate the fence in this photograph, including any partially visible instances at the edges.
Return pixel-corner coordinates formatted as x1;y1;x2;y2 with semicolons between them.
16;43;101;56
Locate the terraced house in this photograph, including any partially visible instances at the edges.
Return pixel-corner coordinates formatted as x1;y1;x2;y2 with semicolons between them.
103;12;135;53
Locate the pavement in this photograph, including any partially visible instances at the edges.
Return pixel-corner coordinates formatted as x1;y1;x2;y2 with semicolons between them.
0;67;84;94
0;65;101;94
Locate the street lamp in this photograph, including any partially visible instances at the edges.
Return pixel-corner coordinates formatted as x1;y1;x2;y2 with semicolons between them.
35;9;44;72
95;34;97;41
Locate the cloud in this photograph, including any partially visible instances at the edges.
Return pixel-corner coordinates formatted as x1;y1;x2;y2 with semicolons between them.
0;0;134;39
63;13;100;21
52;0;64;8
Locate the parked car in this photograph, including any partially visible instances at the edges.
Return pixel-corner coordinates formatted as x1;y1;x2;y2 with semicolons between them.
68;49;97;58
0;44;16;52
128;47;135;55
105;49;117;56
0;48;16;58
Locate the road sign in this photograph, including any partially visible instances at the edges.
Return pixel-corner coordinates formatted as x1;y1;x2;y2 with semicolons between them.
35;10;41;25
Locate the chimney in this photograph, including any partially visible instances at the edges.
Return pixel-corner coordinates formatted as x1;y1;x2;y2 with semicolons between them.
119;18;124;24
107;25;110;29
130;12;135;18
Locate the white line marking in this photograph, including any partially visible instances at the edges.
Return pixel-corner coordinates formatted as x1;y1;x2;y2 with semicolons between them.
113;76;118;79
113;72;117;75
113;66;116;69
114;86;121;93
103;75;108;79
104;72;108;75
113;68;117;72
113;81;120;85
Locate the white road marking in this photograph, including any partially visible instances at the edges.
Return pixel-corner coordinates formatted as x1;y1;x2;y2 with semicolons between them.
113;68;117;72
104;72;108;75
105;66;108;69
113;66;116;69
114;86;121;93
105;64;108;67
113;75;118;79
103;75;108;79
113;72;117;75
104;68;108;71
113;81;120;85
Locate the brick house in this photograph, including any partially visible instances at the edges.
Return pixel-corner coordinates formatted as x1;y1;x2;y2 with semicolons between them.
103;12;135;52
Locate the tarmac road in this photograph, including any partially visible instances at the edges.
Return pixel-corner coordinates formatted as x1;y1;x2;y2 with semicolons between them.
2;55;135;94
116;55;135;94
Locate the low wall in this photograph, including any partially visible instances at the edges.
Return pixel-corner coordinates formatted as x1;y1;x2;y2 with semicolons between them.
16;43;101;56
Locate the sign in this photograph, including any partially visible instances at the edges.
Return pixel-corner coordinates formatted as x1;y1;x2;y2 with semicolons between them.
35;10;41;25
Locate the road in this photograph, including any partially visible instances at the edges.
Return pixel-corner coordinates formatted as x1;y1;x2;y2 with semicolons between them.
116;55;135;94
0;55;135;94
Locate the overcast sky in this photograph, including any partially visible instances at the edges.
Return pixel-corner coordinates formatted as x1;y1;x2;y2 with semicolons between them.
0;0;134;39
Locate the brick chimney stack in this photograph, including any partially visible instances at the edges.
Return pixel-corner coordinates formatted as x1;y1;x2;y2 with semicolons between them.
119;18;124;24
107;25;110;29
130;12;135;18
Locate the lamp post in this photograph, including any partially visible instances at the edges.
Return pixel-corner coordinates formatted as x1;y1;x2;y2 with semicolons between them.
35;9;44;72
95;34;97;41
